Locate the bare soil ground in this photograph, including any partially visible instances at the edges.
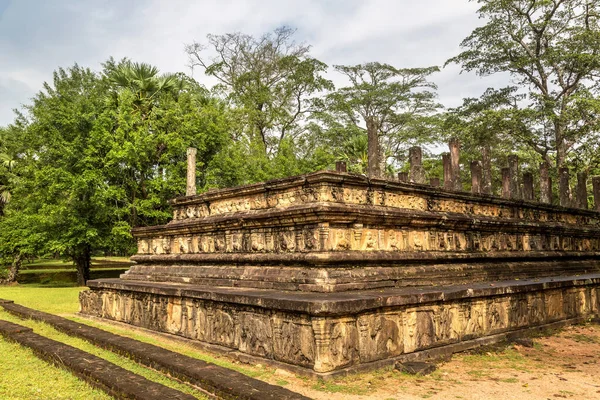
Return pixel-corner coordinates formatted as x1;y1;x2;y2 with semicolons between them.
273;323;600;400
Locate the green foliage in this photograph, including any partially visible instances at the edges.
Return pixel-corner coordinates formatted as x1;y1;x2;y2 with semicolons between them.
448;0;600;170
186;26;333;155
0;61;230;283
443;87;545;194
320;62;441;173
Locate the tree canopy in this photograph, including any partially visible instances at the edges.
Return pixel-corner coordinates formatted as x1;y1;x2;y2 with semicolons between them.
2;15;600;284
448;0;600;171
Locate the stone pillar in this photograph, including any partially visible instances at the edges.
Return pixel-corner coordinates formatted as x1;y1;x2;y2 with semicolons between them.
576;172;588;209
398;172;408;182
335;161;347;173
449;138;461;191
470;161;482;194
186;147;197;197
539;162;552;204
481;145;492;195
408;146;426;184
592;176;600;212
522;172;534;201
501;168;510;199
430;177;440;187
508;155;520;199
559;167;571;207
442;153;452;190
366;117;380;179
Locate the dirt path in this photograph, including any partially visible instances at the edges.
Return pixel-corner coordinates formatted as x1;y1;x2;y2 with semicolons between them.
274;323;600;400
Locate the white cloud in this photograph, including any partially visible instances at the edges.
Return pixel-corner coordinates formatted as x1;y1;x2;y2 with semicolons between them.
0;0;508;126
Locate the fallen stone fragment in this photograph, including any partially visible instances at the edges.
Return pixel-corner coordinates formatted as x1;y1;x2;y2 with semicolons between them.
395;361;437;375
513;338;535;348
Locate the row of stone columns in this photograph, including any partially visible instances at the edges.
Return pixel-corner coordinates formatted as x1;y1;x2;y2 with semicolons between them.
387;141;600;211
188;142;600;212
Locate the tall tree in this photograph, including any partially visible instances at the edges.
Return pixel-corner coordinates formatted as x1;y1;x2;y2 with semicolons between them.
4;65;112;285
322;62;440;176
103;62;230;230
186;26;333;155
448;0;600;172
104;59;185;119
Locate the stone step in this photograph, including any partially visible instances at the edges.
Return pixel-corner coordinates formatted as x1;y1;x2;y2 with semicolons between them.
0;300;310;400
0;319;196;400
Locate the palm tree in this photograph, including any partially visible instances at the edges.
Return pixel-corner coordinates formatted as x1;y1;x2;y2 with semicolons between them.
106;61;185;119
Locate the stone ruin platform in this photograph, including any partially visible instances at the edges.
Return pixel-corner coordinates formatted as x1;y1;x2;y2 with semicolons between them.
80;171;600;376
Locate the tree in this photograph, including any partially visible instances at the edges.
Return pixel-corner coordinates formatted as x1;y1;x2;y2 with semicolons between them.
322;62;440;176
104;59;185;119
186;26;333;155
443;87;542;193
1;61;231;285
0;152;13;216
102;62;230;230
448;0;600;172
3;65;113;285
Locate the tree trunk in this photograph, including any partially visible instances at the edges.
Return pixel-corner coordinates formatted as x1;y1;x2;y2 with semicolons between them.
555;122;567;170
4;254;22;283
366;117;381;179
74;246;91;286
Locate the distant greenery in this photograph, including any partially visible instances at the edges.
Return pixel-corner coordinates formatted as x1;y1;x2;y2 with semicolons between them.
2;8;599;283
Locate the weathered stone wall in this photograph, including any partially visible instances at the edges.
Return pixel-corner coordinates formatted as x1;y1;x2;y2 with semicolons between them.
126;172;600;292
82;170;600;375
80;276;600;375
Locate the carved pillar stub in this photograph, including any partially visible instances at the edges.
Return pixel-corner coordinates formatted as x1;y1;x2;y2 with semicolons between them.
442;153;452;190
186;147;197;196
397;172;408;182
559;167;572;207
539;162;552;204
593;176;600;212
576;172;588;209
522;172;534;201
481;145;492;195
449;138;461;191
335;161;347;173
501;168;510;199
430;177;440;187
508;155;520;199
366;117;380;179
470;160;482;194
409;146;426;184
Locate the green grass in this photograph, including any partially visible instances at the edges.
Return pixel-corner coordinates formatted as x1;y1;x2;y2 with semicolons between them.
0;285;271;395
22;257;131;268
0;286;83;314
0;309;208;399
0;285;213;399
19;267;128;275
0;336;111;400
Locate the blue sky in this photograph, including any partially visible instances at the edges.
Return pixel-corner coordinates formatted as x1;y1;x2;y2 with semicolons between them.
0;0;510;126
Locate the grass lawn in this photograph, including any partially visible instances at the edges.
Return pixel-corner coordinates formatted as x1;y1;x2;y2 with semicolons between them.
0;285;209;400
20;257;133;270
0;336;111;400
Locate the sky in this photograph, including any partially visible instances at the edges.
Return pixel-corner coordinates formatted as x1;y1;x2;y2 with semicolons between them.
0;0;512;127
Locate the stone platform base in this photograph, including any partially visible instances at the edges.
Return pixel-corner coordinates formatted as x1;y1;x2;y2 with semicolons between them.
80;274;600;376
